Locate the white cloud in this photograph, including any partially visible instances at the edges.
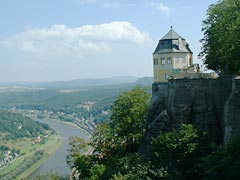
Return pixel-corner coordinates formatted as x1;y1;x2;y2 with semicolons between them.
0;21;154;82
1;21;151;58
151;2;172;16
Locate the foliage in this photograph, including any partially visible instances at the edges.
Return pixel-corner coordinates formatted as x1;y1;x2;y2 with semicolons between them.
200;0;240;74
89;164;107;180
110;88;150;152
66;88;240;180
66;136;94;179
0;145;9;151
0;110;51;140
90;88;150;163
149;124;214;180
31;172;68;180
67;88;150;180
67;123;214;180
112;153;152;180
200;137;240;180
0;146;9;160
0;150;44;179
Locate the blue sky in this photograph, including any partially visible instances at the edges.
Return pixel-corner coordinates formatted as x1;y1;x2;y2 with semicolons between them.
0;0;217;82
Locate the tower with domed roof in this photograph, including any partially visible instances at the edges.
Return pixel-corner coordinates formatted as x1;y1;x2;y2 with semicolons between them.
153;27;193;82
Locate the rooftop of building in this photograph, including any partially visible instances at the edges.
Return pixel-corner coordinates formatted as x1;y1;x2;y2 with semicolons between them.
161;26;185;40
153;27;192;54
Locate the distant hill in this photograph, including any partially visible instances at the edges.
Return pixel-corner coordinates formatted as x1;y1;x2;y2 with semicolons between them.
42;76;139;88
133;77;153;86
0;76;139;89
0;110;51;140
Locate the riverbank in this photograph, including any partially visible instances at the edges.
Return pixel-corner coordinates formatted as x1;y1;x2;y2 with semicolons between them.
0;133;62;180
42;117;93;136
17;134;62;179
26;114;93;137
0;116;91;179
28;117;90;177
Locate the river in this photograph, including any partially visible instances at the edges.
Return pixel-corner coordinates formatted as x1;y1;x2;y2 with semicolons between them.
29;118;90;178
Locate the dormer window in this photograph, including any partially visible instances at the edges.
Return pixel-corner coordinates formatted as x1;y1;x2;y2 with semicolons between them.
160;40;172;49
172;44;179;50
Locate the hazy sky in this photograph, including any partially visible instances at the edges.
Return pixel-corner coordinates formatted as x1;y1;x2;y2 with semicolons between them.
0;0;218;82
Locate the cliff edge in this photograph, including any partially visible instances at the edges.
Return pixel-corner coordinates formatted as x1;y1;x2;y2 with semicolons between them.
145;76;240;145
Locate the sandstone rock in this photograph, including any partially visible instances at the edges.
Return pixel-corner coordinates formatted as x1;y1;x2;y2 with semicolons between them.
146;76;240;145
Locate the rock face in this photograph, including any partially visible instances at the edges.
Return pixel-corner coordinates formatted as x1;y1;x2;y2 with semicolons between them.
146;76;240;145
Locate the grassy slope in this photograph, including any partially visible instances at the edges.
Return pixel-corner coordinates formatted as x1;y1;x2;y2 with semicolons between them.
17;134;62;179
0;134;62;179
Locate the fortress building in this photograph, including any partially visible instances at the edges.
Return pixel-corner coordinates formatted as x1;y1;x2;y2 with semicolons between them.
153;27;193;82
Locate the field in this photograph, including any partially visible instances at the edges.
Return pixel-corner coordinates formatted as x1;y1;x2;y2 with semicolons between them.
0;133;62;179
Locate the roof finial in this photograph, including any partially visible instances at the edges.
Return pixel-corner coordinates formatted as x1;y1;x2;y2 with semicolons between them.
171;25;173;29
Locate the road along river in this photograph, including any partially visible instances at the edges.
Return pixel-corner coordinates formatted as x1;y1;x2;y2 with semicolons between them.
29;118;90;178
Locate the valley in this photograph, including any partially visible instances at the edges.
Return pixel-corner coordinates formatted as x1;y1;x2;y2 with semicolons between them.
0;77;152;179
0;110;61;179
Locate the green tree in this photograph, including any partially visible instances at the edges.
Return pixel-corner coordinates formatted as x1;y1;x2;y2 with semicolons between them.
67;88;150;180
34;173;67;180
112;153;152;180
66;136;93;179
200;0;240;74
91;88;150;163
110;88;150;153
200;137;240;180
149;124;213;180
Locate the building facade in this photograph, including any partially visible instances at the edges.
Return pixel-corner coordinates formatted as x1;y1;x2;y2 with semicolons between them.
153;27;193;82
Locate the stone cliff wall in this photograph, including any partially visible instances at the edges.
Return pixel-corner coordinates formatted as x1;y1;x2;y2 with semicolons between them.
146;76;240;145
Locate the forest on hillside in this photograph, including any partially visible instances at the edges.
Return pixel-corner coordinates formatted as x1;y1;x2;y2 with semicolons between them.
0;110;51;140
0;110;57;179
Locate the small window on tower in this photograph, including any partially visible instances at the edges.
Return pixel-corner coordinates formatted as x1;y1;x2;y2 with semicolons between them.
156;58;158;65
161;58;165;65
167;57;172;64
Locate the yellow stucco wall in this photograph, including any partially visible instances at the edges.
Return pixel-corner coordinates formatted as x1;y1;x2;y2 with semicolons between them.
153;52;192;82
154;69;172;82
